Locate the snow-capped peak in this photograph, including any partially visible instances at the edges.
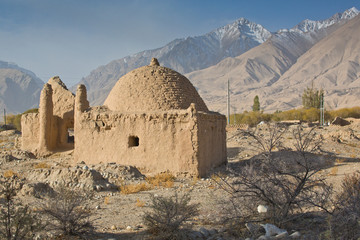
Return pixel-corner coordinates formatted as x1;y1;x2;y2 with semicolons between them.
210;17;271;43
292;7;359;33
342;7;360;19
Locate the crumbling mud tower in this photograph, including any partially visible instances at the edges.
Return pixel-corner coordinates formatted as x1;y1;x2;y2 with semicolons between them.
75;58;227;177
21;76;75;156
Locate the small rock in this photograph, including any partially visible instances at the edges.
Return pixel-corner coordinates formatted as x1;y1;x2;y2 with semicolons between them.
275;231;289;239
257;205;268;213
33;234;42;240
290;231;301;238
246;222;262;234
110;225;116;230
189;231;203;239
186;232;197;240
261;223;287;237
208;228;218;235
331;116;350;126
83;165;89;170
95;205;101;210
199;227;209;237
126;226;132;230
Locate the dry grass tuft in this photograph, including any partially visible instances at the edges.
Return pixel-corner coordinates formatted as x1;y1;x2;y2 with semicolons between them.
210;173;226;183
346;142;358;148
350;154;357;159
161;180;174;188
329;166;339;176
33;162;51;169
135;198;145;207
191;176;199;186
336;158;346;164
146;172;175;188
3;170;18;178
120;182;152;194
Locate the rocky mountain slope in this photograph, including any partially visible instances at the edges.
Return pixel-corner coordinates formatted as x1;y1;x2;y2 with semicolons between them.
265;13;360;112
72;18;271;105
0;61;44;114
186;8;359;113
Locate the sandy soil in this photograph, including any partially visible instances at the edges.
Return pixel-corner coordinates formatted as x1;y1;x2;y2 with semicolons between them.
1;119;360;239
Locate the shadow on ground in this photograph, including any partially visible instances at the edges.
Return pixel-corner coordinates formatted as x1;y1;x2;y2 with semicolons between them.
214;150;360;175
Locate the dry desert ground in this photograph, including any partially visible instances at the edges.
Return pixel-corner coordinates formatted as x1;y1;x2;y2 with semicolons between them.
1;119;360;239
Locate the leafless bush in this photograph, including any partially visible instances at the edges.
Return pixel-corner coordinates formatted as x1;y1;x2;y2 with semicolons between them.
214;124;332;231
0;177;41;240
143;192;199;239
38;184;94;237
329;172;360;239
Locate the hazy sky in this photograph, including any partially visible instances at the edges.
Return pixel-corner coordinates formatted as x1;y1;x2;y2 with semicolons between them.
1;0;359;87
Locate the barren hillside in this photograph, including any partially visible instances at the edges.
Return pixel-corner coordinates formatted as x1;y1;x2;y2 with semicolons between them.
0;66;43;114
187;10;360;114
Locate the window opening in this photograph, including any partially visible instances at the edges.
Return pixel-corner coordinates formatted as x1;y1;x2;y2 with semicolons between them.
128;136;139;147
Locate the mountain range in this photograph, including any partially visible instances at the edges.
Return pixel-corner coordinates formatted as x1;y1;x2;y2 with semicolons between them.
1;7;359;115
0;61;43;114
73;17;272;106
187;7;360;113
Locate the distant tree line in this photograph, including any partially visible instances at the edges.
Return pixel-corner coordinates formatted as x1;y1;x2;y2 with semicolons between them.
228;106;360;127
3;108;38;131
226;83;343;126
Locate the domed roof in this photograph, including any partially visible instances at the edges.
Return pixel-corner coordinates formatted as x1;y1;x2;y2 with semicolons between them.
104;58;208;112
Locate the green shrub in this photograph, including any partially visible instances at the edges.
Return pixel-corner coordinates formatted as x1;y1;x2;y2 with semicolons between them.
232;111;271;126
253;95;260;112
329;107;360;120
302;83;324;109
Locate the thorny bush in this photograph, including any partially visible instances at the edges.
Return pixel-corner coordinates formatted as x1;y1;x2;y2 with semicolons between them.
143;192;199;239
37;183;94;237
213;124;332;232
0;176;41;240
329;171;360;239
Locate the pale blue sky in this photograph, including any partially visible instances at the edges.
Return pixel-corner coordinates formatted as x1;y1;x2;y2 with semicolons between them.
0;0;359;87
